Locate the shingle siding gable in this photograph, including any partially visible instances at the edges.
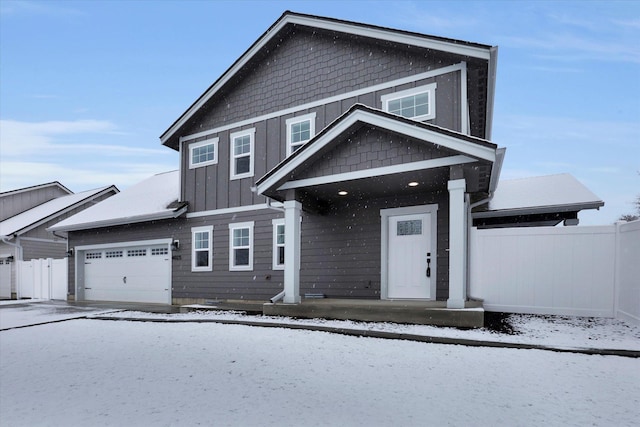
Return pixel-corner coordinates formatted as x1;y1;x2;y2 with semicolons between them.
181;26;469;137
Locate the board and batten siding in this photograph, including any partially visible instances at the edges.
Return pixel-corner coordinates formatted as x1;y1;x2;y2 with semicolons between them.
0;185;69;221
182;70;461;214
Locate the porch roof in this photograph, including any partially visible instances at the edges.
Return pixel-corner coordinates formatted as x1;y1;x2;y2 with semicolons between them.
255;104;500;203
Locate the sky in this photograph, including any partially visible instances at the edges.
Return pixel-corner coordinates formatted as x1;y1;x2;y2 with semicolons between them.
0;0;638;225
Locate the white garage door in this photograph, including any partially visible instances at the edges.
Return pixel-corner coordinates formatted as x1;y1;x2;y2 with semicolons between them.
83;244;171;304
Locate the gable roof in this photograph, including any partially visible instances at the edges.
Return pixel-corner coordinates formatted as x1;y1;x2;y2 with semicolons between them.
160;10;498;148
473;174;604;219
0;186;118;238
0;181;72;198
49;171;186;233
256;104;499;199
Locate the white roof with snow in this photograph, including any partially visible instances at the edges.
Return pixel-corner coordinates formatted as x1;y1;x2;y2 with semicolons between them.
0;186;115;237
49;171;184;232
475;173;603;217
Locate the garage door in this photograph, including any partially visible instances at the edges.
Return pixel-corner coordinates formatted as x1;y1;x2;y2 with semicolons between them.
83;243;171;304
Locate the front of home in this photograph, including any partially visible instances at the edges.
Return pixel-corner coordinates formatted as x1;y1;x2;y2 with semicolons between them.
50;12;504;313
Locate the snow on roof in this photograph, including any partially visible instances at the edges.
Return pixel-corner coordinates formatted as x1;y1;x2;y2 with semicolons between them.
481;173;603;215
0;186;114;237
49;171;183;232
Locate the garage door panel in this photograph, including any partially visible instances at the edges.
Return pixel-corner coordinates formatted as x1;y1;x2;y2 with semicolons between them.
83;244;170;304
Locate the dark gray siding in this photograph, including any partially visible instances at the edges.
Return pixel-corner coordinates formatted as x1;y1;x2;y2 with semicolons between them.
173;210;285;301
292;126;458;181
22;239;66;260
0;185;69;220
184;27;468;132
300;191;450;300
182;70;461;213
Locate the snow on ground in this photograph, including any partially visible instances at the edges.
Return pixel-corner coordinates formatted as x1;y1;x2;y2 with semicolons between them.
1;303;639;426
1;318;639;427
93;307;640;351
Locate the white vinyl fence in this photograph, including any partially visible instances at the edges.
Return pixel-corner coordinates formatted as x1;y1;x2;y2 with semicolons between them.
470;221;640;324
18;258;68;300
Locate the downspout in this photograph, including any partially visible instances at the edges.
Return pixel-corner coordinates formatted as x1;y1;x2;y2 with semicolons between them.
252;186;285;301
466;147;506;301
1;234;23;299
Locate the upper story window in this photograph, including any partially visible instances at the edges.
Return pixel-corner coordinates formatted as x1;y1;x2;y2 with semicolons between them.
230;129;255;180
189;138;218;169
381;83;437;122
192;225;213;272
286;113;316;156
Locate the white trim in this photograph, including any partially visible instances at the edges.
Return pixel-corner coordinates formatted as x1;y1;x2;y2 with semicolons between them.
460;62;469;135
278;155;476;191
228;221;254;271
381;83;436;122
272;218;285;270
74;239;172;252
447;179;466;308
380;204;438;300
191;226;213;272
189;138;219;169
186;203;276;219
172;64;464;145
230;128;255;180
257;108;495;194
283;200;301;303
286;112;316;156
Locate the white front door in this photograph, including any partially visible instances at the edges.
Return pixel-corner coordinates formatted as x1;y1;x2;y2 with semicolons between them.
387;213;432;299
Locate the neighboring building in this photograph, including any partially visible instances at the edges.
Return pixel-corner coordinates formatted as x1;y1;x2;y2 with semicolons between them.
0;182;118;299
50;12;602;321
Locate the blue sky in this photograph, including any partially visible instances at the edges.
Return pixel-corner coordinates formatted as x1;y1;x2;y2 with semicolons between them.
1;0;638;225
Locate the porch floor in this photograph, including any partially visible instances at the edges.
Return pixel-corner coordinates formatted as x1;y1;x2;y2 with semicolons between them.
183;299;484;328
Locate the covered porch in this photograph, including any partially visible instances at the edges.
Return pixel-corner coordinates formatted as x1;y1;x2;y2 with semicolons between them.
254;105;502;327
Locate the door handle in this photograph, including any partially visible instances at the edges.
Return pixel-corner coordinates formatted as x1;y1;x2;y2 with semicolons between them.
426;253;431;278
123;276;127;284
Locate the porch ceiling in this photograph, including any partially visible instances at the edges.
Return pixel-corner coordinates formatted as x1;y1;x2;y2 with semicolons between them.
296;168;450;205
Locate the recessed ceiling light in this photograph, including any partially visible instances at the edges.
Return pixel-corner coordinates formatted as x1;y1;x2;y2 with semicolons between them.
338;190;348;196
408;181;419;187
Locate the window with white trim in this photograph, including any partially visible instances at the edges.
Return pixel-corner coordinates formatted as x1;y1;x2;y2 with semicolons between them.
230;129;254;179
286;113;316;156
192;226;213;272
272;219;285;270
381;83;437;122
229;221;254;271
189;138;218;169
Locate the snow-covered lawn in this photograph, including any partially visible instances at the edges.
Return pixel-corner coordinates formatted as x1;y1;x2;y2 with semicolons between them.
1;304;639;426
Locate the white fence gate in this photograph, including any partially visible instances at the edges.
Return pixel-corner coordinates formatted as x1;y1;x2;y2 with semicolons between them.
18;258;68;300
470;221;640;324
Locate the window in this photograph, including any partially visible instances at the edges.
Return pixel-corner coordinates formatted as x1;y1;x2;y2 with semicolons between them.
105;250;123;258
127;249;147;257
189;138;218;169
272;219;285;270
286;113;316;156
86;252;102;260
381;83;437;122
229;222;254;271
151;247;169;256
230;129;254;179
192;226;213;272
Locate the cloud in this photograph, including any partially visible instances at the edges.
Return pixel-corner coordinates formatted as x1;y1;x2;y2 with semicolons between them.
0;119;178;192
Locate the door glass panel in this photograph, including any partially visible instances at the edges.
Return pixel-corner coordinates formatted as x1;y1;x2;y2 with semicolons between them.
397;220;422;236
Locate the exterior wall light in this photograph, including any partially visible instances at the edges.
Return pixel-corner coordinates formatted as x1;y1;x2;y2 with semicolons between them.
408;181;419;187
171;240;180;251
65;249;74;257
338;190;348;196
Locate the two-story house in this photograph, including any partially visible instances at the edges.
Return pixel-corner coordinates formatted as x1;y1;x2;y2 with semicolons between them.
51;11;534;325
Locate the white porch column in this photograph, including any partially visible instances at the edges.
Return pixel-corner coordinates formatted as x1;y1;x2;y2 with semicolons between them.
283;200;302;304
447;179;467;309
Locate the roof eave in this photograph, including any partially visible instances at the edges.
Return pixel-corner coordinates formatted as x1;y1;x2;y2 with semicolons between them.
49;206;188;233
472;201;605;219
